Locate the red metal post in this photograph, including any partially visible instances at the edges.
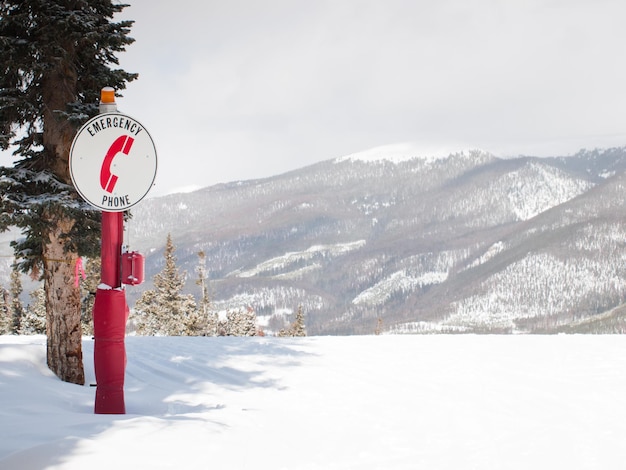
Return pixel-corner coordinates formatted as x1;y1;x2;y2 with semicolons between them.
93;88;128;414
100;211;123;287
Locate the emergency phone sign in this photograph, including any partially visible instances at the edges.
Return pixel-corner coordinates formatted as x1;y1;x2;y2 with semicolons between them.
70;112;157;212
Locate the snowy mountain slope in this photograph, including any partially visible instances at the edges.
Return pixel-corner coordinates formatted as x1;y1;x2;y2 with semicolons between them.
3;146;625;334
118;146;626;334
502;161;593;220
230;240;366;278
391;169;626;333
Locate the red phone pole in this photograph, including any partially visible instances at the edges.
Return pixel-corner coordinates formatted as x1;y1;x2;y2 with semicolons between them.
92;87;128;414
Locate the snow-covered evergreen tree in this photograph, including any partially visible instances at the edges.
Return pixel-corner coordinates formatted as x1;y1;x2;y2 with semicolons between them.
0;286;9;334
19;287;46;335
134;234;202;336
79;257;100;336
133;290;161;336
278;306;307;337
374;317;383;335
0;1;136;384
206;311;219;336
292;306;306;337
9;267;24;334
224;307;257;336
196;250;211;316
196;250;219;335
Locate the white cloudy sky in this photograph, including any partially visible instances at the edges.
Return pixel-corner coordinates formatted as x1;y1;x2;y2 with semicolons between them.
7;0;626;197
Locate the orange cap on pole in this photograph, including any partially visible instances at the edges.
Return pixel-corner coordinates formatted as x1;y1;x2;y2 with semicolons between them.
100;87;116;104
99;87;117;114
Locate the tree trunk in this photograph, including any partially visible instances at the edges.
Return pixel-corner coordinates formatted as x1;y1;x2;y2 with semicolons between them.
43;213;85;385
40;42;84;385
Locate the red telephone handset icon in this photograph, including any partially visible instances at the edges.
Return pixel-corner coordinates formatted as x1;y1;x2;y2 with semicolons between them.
101;135;134;193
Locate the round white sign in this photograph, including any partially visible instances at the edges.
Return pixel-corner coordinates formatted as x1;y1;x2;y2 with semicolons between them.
70;112;157;211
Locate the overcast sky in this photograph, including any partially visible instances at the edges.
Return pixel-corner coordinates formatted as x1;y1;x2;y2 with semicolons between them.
7;0;626;197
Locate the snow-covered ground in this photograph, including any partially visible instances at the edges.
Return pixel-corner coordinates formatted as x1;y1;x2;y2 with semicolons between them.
2;334;626;469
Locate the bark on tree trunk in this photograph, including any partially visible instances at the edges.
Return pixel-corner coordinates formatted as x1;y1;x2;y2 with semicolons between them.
43;214;85;385
40;44;84;385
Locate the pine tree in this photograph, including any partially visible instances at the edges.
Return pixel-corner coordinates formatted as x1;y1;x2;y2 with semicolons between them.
9;266;24;334
0;1;137;384
0;286;9;334
206;311;219;336
292;305;306;337
19;286;46;335
196;250;218;335
224;307;257;336
374;317;383;335
278;305;307;337
196;250;211;316
133;289;162;336
134;234;202;336
79;257;100;336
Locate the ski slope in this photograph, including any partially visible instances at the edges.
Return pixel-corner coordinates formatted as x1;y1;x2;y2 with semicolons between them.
1;335;626;469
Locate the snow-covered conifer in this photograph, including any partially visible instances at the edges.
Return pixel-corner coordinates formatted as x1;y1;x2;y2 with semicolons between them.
206;311;219;336
0;287;9;334
0;1;137;384
134;234;202;336
375;317;383;335
292;305;307;337
225;307;257;336
19;287;46;335
79;258;100;336
9;267;24;334
278;306;306;337
196;250;219;336
196;251;211;316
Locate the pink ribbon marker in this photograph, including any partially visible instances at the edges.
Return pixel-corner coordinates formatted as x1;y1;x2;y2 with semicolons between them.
74;257;87;288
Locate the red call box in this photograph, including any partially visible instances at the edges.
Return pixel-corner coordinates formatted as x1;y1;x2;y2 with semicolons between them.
121;251;145;286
